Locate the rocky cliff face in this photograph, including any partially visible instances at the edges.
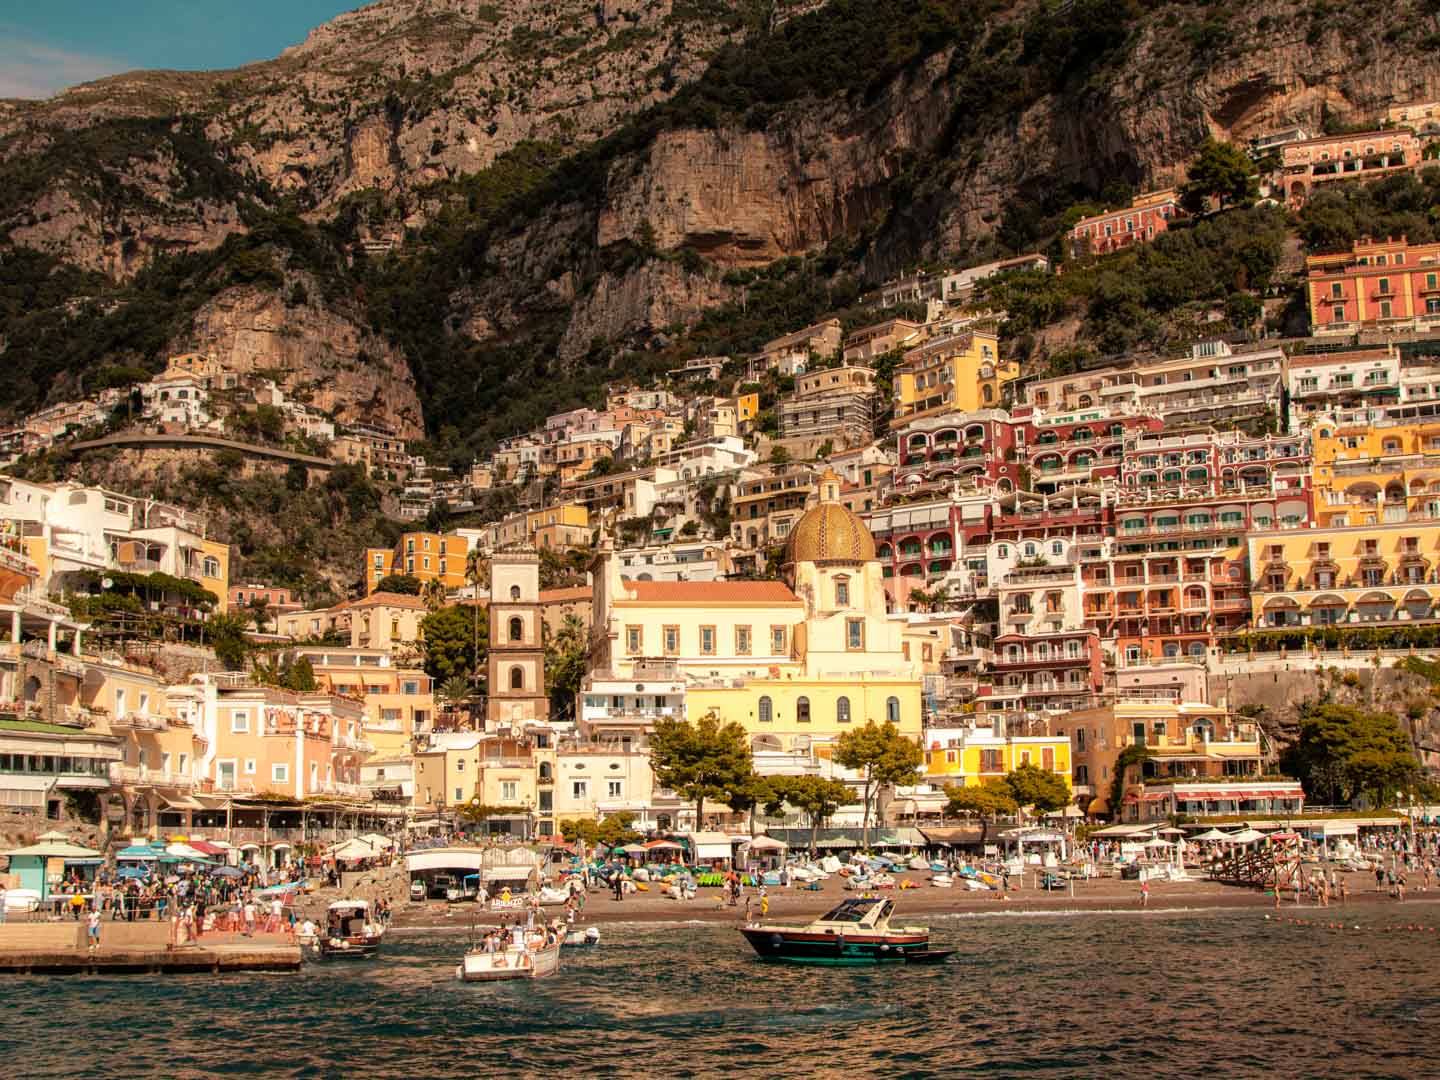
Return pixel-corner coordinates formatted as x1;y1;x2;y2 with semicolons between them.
5;0;1440;438
186;283;424;438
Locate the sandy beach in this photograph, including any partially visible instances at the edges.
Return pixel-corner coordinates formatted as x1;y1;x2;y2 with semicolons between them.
386;866;1434;930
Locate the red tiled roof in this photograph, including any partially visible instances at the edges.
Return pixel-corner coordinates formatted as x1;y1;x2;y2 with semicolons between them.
623;580;800;604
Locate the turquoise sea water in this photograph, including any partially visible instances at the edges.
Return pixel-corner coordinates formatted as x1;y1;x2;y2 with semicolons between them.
2;905;1437;1079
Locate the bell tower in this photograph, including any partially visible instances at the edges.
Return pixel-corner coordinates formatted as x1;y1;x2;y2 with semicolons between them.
486;549;549;729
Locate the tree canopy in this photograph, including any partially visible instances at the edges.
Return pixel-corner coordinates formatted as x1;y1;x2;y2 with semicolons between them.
420;603;487;682
833;720;923;848
205;613;251;671
1179;138;1261;214
1281;703;1420;808
1004;762;1072;813
944;781;1019;820
649;712;755;828
762;775;855;851
560;811;642;848
374;573;422;595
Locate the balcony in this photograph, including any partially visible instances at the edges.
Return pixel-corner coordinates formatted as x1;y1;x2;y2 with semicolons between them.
332;734;375;754
109;764;196;789
109;712;168;732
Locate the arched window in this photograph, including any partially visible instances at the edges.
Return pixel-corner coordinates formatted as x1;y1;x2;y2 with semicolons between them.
836;696;851;723
796;697;811;723
508;616;523;642
886;696;900;723
509;666;524;690
758;696;773;723
510;585;521;600
538;761;553;780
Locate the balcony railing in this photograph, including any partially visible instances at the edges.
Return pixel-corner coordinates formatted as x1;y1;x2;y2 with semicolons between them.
109;712;168;732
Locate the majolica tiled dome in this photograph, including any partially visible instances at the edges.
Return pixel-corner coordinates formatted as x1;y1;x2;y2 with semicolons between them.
784;492;876;565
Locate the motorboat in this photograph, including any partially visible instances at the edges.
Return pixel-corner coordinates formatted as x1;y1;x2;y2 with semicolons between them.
739;897;953;965
457;928;562;982
318;899;384;958
930;874;954;888
562;926;600;947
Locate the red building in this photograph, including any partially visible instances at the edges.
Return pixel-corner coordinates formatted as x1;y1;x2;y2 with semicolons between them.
894;410;1021;496
1070;190;1182;257
987;628;1105;718
229;583;302;617
1017;410;1164;494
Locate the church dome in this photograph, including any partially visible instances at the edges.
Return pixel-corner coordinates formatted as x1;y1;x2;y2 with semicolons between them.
785;500;876;565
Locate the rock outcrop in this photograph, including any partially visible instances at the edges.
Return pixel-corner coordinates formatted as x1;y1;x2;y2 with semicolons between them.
185;284;424;438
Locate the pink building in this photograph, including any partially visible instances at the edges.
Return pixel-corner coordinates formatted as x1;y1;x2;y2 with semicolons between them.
1281;129;1419;203
1070;190;1182;257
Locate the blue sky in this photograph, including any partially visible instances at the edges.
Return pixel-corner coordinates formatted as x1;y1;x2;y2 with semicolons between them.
1;2;361;99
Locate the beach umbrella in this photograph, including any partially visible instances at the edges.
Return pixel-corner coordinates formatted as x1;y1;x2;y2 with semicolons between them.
1228;828;1266;845
37;829;72;842
1190;829;1232;842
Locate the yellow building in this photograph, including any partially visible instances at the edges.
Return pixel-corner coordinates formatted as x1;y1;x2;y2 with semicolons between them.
483;503;590;552
1311;415;1440;526
412;731;541;819
891;330;1018;427
287;645;433;759
590;471;925;763
921;723;1072;791
365;532;470;593
1249;521;1440;628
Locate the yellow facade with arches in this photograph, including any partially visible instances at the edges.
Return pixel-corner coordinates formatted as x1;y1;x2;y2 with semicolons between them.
1312;417;1440;527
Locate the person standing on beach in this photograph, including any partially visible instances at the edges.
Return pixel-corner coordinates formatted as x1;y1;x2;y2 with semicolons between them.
1139;880;1150;909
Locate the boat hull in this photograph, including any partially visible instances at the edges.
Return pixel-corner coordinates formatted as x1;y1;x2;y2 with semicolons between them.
319;936;382;959
739;926;931;965
458;942;561;982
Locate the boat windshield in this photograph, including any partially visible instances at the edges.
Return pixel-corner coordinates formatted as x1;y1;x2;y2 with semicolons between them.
818;898;884;923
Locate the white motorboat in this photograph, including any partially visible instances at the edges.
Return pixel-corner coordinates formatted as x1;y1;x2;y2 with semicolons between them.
930;874;954;888
318;899;385;958
457;929;562;982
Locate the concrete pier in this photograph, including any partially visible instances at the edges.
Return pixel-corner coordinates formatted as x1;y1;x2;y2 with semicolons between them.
0;922;303;975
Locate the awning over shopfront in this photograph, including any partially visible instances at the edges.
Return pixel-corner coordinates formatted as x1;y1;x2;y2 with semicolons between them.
687;831;735;861
919;826;986;847
163;796;206;811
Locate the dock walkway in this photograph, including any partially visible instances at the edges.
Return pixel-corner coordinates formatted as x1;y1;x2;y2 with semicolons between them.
0;921;303;974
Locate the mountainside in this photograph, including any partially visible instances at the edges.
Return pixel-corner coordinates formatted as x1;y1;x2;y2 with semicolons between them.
3;0;1440;451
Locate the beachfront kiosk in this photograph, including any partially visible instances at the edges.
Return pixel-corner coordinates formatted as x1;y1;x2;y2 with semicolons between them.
1;839;102;901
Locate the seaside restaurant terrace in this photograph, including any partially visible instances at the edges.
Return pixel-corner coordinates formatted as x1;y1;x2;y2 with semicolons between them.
1122;779;1305;823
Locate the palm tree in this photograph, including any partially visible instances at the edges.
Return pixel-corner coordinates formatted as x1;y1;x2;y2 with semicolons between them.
421;577;448;612
437;675;471;706
465;547;489;684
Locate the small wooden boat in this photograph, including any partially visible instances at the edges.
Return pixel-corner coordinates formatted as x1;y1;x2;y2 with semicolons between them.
562;926;600;947
740;897;951;966
318;899;384;958
457;929;562;982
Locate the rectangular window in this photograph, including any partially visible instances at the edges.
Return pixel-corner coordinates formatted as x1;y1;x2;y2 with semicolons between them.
501;781;518;802
700;626;716;655
771;626;787;654
846;619;864;651
981;749;1002;773
231;710;250;734
271;764;289;784
735;626;752;655
244;759;256;775
663;625;680;655
572;780;588;800
625;625;643;655
1042;747;1055;771
835;580;850;606
607;780;623;798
